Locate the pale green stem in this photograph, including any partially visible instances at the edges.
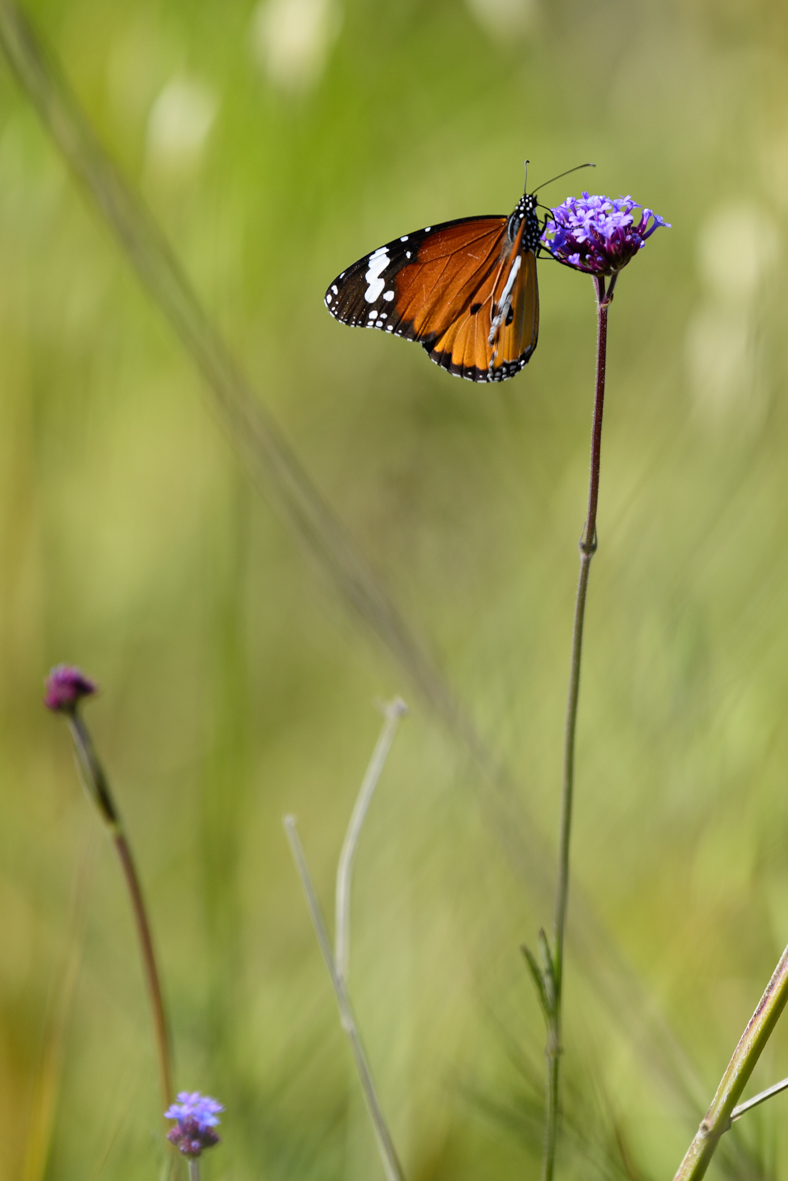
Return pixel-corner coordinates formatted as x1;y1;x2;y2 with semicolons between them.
731;1075;788;1122
335;698;408;981
673;939;788;1181
284;816;405;1181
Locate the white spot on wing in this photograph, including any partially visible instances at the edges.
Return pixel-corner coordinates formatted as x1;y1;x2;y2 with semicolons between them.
488;254;522;346
499;253;522;309
400;235;409;241
364;249;389;302
383;290;394;301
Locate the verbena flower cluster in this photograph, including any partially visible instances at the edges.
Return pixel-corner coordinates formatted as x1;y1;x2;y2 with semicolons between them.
542;193;670;274
165;1091;224;1158
44;665;98;712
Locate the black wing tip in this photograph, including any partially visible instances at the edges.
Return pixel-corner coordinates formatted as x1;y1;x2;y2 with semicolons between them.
324;280;340;315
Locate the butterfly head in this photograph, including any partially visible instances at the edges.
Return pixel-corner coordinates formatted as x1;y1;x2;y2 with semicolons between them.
507;191;541;250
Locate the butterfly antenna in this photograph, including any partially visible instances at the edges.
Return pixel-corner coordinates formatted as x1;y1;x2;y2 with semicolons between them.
532;162;595;194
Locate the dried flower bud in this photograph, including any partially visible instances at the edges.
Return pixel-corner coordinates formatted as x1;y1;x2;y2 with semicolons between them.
44;665;98;714
542;192;670;275
165;1092;224;1158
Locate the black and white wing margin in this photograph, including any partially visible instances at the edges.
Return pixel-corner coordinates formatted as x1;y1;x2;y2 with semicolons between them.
324;216;507;341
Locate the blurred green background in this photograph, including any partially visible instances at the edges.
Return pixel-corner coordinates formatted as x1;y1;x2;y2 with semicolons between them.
2;0;788;1177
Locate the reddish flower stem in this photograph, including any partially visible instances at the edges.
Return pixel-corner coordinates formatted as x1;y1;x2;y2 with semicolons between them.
67;711;174;1112
542;272;615;1181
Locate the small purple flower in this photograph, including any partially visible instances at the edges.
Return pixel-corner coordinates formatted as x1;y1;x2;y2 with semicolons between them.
44;665;98;713
165;1092;224;1158
541;192;670;275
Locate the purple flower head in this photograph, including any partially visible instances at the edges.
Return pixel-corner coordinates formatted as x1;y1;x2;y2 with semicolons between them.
165;1092;224;1158
44;665;98;713
541;192;670;275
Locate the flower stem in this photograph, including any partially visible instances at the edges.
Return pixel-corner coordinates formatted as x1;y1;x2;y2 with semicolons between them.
188;1160;201;1181
67;711;174;1111
542;273;613;1181
673;939;788;1181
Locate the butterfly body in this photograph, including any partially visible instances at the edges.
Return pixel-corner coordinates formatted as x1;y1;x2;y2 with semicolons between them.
324;189;541;383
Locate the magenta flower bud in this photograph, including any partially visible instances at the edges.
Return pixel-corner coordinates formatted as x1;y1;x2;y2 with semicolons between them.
44;665;98;713
165;1092;224;1158
541;192;670;275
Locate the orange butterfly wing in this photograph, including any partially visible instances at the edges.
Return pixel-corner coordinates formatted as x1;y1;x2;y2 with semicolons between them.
325;207;540;383
426;220;539;382
388;219;507;334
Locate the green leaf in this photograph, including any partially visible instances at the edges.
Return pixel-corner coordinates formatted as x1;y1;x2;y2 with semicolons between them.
538;929;558;1016
521;942;551;1024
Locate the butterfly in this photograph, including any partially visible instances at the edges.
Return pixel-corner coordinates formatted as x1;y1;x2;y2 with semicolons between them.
324;169;544;384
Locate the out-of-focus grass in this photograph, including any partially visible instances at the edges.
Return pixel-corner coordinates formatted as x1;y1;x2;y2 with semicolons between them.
2;0;788;1178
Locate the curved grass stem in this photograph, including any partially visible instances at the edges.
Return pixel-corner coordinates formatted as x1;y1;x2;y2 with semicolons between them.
283;699;408;1181
335;699;408;982
284;815;405;1181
